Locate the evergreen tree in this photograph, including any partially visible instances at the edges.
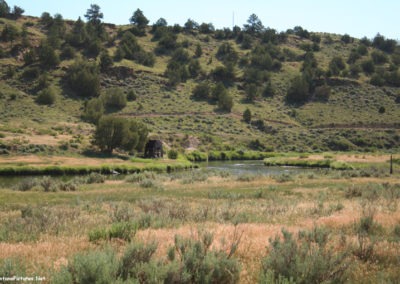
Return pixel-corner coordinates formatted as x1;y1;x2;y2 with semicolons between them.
1;24;18;47
286;75;310;103
11;5;24;19
245;83;260;102
243;108;252;123
0;0;9;17
85;4;103;26
184;18;199;33
195;43;202;58
68;17;87;47
213;83;233;112
243;14;264;35
100;50;113;72
130;9;149;35
84;4;104;38
38;41;60;68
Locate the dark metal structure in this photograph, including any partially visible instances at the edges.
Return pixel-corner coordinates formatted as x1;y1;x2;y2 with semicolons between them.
144;140;163;158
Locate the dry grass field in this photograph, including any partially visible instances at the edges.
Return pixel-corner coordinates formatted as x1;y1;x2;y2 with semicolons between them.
0;157;399;283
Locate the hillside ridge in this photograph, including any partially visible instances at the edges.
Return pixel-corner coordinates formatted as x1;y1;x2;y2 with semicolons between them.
0;6;399;154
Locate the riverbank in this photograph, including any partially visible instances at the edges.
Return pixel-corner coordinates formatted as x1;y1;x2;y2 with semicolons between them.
264;153;398;171
185;150;277;162
0;155;195;176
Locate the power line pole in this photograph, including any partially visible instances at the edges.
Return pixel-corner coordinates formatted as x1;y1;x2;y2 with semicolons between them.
390;154;393;175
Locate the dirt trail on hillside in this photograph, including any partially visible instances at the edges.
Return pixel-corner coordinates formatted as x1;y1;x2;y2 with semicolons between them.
311;123;400;130
121;112;297;126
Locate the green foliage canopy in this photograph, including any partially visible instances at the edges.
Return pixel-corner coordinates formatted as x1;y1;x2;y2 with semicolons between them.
130;9;149;34
94;116;148;154
0;0;10;17
66;60;100;98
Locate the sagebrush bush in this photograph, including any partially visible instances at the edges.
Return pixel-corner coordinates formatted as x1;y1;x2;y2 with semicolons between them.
39;176;58;192
36;86;56;105
139;178;160;189
55;232;240;283
86;172;106;184
118;242;158;280
170;233;241;283
108;222;135;242
167;149;178;159
125;171;156;183
236;173;257;182
88;228;108;243
261;228;349;283
53;249;119;284
89;222;136;243
0;258;26;279
14;178;38;191
273;173;294;183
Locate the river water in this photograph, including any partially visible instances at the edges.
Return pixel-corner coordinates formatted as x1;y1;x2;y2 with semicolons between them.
196;160;313;175
0;160;314;188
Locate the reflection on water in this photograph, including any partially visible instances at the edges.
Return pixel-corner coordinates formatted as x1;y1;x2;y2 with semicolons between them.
197;160;313;175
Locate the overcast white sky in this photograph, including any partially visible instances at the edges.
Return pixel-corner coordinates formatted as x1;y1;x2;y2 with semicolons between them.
7;0;400;39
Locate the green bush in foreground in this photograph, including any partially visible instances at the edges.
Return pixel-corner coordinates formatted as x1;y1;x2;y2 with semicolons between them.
54;232;241;284
260;227;349;283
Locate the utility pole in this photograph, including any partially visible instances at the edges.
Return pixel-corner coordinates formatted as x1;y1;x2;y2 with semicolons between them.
390;154;393;175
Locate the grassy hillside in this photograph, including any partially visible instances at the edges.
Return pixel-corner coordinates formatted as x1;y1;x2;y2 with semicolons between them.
0;13;399;156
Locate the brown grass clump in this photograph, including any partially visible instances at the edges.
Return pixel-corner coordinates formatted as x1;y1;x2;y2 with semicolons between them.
0;237;92;273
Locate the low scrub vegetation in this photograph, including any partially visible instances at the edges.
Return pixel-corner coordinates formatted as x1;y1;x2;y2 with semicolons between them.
1;161;399;282
53;232;240;284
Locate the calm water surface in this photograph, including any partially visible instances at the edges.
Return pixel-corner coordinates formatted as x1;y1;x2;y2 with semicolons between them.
196;160;314;175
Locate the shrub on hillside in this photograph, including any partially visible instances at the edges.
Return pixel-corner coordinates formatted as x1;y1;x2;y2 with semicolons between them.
371;50;388;65
192;82;211;100
211;64;235;82
328;56;346;77
22;66;40;80
127;90;137;101
361;59;375;75
341;34;353;44
243;108;252;123
37;42;60;68
66;60;100;98
101;88;127;110
115;31;155;67
286;75;310;104
370;73;385;86
36;86;56;105
83;98;104;124
216;42;238;64
212;83;233;112
314;84;331;101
